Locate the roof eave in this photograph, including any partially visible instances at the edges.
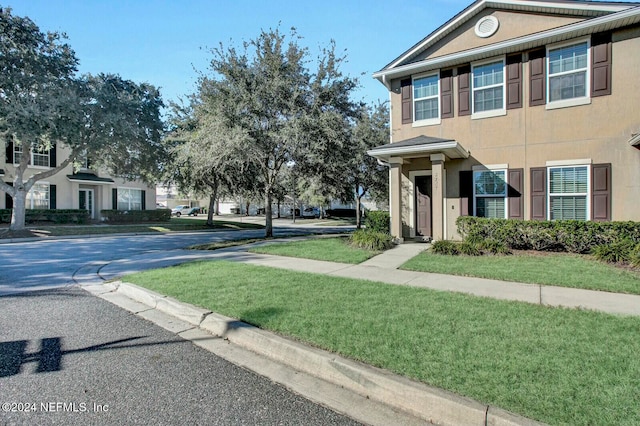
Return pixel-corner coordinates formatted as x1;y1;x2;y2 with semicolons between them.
630;133;640;146
367;141;470;162
381;0;638;74
374;6;640;82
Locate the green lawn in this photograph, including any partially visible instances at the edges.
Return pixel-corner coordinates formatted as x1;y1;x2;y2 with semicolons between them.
125;261;640;425
1;217;264;237
401;251;640;295
248;237;377;264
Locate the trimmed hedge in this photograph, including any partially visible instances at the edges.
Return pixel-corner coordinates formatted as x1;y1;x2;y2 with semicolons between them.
365;210;390;234
457;217;640;254
0;209;90;224
100;209;171;223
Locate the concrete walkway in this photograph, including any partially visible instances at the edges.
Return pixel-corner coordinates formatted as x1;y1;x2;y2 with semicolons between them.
98;240;640;317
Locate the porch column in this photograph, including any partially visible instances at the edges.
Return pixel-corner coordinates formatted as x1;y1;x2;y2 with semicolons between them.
430;153;445;241
389;157;404;242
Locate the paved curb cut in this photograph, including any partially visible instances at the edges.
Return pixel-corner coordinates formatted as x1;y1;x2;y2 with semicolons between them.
113;281;544;426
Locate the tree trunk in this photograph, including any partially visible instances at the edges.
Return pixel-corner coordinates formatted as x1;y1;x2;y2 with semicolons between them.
214;199;220;215
265;191;273;238
207;194;216;226
9;190;27;231
355;194;363;229
245;201;250;216
277;199;281;218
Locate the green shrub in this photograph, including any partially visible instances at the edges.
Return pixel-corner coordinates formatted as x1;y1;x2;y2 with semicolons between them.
480;239;511;255
631;244;640;268
458;241;481;256
364;210;390;234
349;229;394;251
457;217;639;254
0;209;90;224
431;240;460;256
100;209;170;223
592;239;635;263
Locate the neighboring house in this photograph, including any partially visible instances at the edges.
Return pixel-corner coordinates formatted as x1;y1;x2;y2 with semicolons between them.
368;0;640;242
1;142;156;220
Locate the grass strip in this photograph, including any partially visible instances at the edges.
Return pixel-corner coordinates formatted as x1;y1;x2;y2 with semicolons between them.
126;260;640;425
401;252;640;295
248;237;378;264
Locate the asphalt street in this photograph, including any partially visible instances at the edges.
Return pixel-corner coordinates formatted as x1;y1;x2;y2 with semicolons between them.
0;225;360;425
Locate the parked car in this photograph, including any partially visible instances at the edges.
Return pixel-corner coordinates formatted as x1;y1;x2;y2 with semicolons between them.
171;205;190;217
186;207;201;216
301;207;320;218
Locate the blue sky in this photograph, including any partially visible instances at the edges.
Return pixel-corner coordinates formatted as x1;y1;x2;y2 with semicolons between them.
5;0;471;108
5;1;637;108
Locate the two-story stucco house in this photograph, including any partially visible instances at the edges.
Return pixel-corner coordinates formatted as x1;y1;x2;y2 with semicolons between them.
1;142;156;220
368;0;640;242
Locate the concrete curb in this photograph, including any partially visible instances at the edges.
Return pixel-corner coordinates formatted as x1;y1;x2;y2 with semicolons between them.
113;281;545;426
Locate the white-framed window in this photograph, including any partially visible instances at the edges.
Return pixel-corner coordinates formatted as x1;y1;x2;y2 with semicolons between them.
472;58;505;117
27;182;50;209
413;73;439;124
117;187;143;211
13;143;50;167
548;165;589;220
473;169;507;218
547;39;590;107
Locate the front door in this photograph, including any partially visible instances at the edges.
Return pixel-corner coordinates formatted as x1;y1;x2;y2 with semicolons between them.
415;176;432;238
79;189;94;219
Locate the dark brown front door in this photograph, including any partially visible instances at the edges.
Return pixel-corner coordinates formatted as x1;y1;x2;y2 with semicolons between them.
416;175;432;238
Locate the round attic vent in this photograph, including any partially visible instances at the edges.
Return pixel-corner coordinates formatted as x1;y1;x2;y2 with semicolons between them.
475;16;499;38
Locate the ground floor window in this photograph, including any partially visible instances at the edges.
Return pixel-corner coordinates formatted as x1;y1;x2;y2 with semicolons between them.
117;188;142;210
548;165;588;220
473;169;507;218
27;183;50;209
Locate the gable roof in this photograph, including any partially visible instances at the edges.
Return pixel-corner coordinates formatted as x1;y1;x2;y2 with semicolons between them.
374;0;640;87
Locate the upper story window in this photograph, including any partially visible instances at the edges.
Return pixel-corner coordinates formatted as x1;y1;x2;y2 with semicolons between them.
548;165;589;220
473;169;507;218
472;59;505;118
548;41;589;104
413;74;439;123
13;143;50;167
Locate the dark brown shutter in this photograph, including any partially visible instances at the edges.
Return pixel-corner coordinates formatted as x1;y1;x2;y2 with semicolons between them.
508;168;524;219
529;48;546;107
49;184;56;209
591;163;611;221
401;78;413;124
112;188;118;210
5;182;13;210
440;69;454;119
530;167;547;220
141;190;146;210
459;170;473;216
591;33;612;98
49;144;56;167
506;54;523;110
458;65;471;116
5;140;13;164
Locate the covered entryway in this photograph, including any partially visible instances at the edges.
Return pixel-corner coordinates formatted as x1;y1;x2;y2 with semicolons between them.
367;135;470;242
415;175;432;238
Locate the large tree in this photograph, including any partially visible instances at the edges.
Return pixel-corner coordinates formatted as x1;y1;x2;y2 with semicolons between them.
198;28;359;237
0;8;164;232
347;102;390;228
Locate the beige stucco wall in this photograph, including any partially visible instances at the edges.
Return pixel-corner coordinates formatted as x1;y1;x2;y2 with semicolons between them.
412;10;583;63
387;28;640;239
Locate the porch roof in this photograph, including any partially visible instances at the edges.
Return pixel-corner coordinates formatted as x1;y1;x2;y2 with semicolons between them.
367;135;470;162
66;173;115;185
